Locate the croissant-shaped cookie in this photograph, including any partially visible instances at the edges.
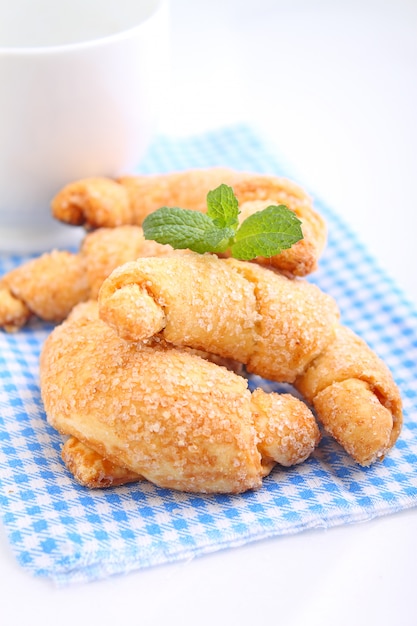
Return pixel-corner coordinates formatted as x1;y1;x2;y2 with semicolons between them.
0;225;173;331
98;253;403;465
40;302;320;494
51;168;326;276
99;253;340;382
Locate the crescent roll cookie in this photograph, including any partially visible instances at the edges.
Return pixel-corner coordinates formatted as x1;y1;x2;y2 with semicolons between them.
51;168;326;276
40;302;320;493
99;253;340;382
61;385;320;490
0;225;173;331
98;253;402;465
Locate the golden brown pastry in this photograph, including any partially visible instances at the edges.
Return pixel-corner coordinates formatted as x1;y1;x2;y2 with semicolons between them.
0;225;173;331
98;253;403;465
51;168;326;276
99;252;340;382
40;301;320;493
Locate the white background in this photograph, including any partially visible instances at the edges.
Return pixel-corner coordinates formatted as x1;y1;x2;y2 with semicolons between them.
2;1;417;624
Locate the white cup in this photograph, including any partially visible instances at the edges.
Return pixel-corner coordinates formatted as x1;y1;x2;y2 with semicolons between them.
0;0;169;253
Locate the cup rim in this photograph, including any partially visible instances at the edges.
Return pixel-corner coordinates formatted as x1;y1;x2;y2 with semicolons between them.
0;0;167;56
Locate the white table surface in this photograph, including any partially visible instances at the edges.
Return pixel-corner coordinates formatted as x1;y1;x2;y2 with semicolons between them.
2;1;417;624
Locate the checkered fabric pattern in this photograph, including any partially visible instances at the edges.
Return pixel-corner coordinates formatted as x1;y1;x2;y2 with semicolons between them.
1;125;416;585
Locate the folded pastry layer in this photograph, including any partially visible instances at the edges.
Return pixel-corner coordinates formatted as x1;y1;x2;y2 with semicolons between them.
62;436;144;488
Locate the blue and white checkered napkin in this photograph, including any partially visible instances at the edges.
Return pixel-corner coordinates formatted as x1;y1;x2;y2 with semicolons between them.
1;125;417;586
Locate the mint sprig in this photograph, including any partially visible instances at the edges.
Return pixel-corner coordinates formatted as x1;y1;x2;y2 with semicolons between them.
142;183;303;260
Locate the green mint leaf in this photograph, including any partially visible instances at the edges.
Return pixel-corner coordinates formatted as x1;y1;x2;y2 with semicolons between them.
206;184;240;229
230;204;303;261
143;207;234;254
